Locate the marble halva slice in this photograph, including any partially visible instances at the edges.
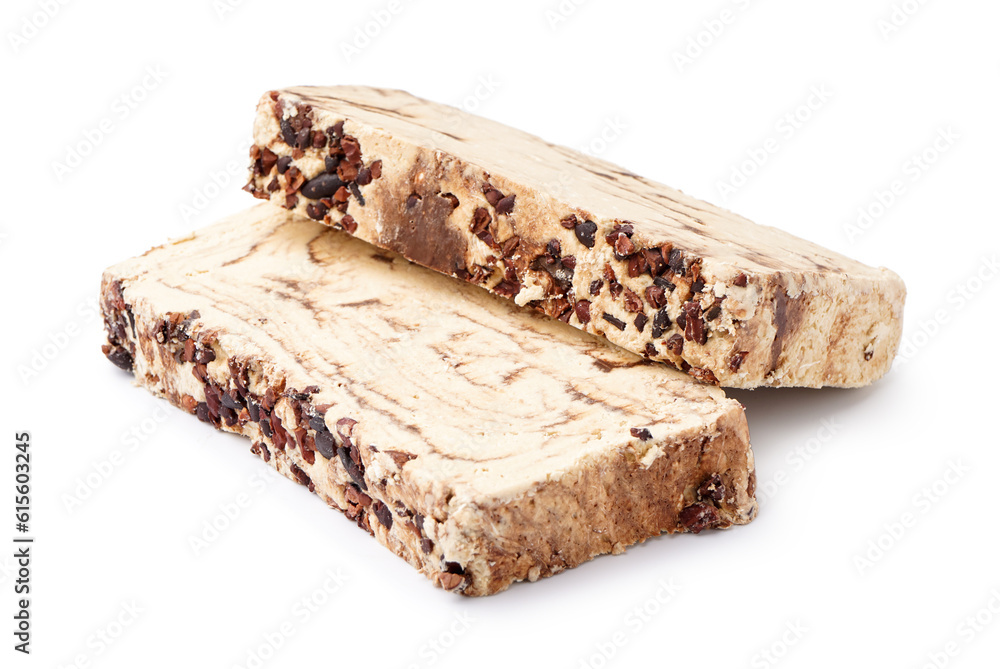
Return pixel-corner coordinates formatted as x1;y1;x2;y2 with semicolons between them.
245;85;906;388
101;204;757;596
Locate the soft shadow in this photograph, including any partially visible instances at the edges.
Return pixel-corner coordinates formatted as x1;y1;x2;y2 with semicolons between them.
727;383;884;454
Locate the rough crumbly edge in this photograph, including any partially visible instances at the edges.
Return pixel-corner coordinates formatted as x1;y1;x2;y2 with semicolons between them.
101;275;757;596
245;90;905;389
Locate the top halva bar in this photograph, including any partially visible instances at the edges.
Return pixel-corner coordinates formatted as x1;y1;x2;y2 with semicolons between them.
245;86;906;388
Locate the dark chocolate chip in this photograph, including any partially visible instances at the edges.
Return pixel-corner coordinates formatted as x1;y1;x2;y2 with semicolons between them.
630;428;653;441
575;220;598;248
691;280;705;294
301;173;345;199
575;300;592;324
645;343;657;357
705;304;722;321
734;272;748;287
421;538;433;554
195;402;210;423
589;279;604;296
324;155;341;173
277;156;292;174
602;313;626;331
635;313;648;332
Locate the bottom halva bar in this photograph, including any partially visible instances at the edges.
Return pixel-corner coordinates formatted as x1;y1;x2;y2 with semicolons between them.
100;204;757;595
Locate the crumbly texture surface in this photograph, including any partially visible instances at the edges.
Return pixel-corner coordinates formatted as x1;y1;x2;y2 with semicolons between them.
245;86;906;388
100;205;757;596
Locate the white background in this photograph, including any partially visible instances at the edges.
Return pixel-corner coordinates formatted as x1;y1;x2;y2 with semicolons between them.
2;1;999;667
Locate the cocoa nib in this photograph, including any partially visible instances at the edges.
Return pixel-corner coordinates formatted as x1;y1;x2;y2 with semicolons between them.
630;427;652;441
608;231;636;259
306;202;329;221
645;343;657;357
689;366;720;385
698;474;726;502
104;346;133;372
301;173;344;199
470;207;491;234
623;289;643;313
666;334;684;355
602;313;626;331
653;276;676;292
501;236;520;258
289;463;311;487
280;117;296;145
338;446;367;490
560;214;579;229
372;500;393;528
729;351;749;372
260;148;278;174
496;194;516;215
734;272;748;287
574;220;598;248
645;285;667;310
682;301;707;345
627;253;647;278
531;255;574;294
589;279;604;296
314;428;335;459
667;248;685;272
679;503;719;534
483;185;504;207
643;248;666;276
